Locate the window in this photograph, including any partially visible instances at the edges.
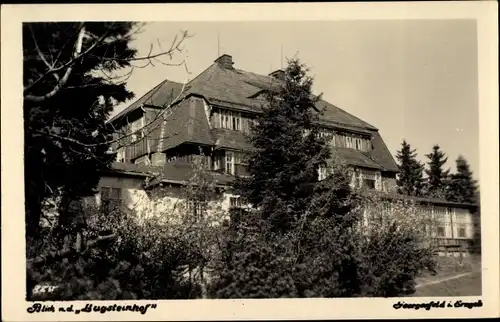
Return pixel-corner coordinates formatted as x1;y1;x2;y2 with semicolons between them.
345;136;352;148
336;133;371;151
363;179;376;189
218;109;245;131
233;115;240;131
225;151;234;175
437;226;445;237
101;187;122;213
186;201;204;221
130;117;144;143
229;196;242;208
458;227;466;238
383;181;389;192
358;170;380;190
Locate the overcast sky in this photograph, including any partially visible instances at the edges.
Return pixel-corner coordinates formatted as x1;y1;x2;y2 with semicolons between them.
111;20;479;181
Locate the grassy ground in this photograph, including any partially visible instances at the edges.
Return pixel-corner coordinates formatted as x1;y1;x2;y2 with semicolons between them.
412;271;482;297
412;254;482;297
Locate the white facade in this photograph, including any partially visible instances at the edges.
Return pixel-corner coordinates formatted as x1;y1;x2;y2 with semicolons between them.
90;173;478;255
88;174;240;224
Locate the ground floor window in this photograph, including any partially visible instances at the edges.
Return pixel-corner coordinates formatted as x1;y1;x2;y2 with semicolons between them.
458;225;467;238
100;187;122;213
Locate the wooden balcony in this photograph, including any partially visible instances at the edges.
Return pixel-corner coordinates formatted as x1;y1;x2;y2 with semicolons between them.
125;138;157;161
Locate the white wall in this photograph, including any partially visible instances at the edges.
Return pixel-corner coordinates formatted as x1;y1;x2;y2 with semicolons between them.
91;174;476;242
89;175;239;224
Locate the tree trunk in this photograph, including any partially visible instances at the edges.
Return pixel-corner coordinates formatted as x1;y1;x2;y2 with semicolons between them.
199;266;208;299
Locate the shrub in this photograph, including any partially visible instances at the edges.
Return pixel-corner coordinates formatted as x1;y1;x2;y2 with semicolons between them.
210;211;297;298
356;223;434;297
355;193;437;297
27;205;197;301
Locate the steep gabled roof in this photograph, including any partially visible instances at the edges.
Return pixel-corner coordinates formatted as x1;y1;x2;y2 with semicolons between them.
110;79;184;123
114;61;377;132
181;64;378;132
159;96;214;151
212;128;253;151
112;55;398;173
369;132;399;172
331;148;384;170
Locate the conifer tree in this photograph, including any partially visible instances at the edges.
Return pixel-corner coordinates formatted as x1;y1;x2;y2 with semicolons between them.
424;144;450;199
395;140;425;196
214;58;361;298
446;156;478;204
234;58;330;233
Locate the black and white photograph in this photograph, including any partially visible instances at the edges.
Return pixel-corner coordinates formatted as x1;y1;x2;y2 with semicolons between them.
2;2;498;321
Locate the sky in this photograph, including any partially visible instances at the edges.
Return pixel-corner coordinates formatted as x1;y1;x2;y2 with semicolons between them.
111;20;479;182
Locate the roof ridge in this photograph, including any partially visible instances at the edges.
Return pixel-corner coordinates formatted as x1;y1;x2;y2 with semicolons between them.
235;67;378;131
182;62;220;93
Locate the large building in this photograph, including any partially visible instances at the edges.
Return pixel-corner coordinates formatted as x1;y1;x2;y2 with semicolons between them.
95;54;479;254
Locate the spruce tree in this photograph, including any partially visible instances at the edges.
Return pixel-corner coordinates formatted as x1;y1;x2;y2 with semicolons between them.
446;156;478;204
215;59;361;298
395;140;425;196
424;144;450;199
234;58;330;233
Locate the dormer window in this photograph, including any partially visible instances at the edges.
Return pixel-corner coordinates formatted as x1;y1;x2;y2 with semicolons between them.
214;108;253;134
345;136;353;149
334;131;370;152
233;115;240;131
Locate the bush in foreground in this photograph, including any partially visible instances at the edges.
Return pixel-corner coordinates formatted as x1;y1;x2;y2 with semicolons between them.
27;206;197;300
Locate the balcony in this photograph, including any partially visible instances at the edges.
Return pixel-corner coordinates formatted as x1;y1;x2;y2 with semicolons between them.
126;138;157;161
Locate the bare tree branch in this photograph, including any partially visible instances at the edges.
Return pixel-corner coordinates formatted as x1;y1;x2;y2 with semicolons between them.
24;26;191;105
28;25;60;82
25;23;86;102
24;22;111;95
34;79;189;148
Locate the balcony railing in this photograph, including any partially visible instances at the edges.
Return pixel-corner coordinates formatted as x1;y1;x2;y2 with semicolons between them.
126;138;153;161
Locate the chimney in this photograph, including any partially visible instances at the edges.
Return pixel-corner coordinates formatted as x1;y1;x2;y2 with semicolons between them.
269;69;285;81
214;54;234;69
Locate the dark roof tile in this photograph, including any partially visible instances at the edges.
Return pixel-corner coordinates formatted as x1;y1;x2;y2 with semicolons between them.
110;79;184;123
160;96;214;151
213;128;252;151
113;57;398;172
369;132;399;172
330;148;384;170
